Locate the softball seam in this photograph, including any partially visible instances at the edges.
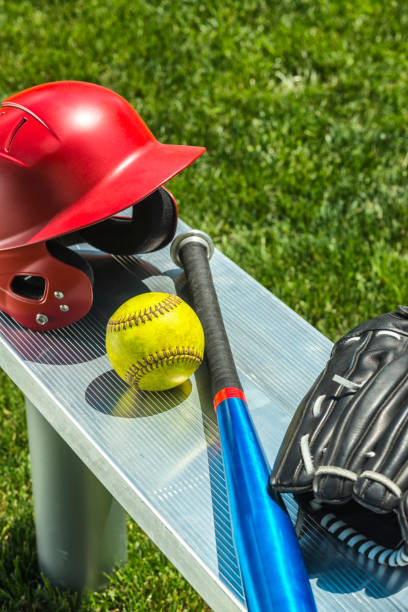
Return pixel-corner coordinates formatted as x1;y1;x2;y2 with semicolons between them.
125;346;203;387
107;294;183;331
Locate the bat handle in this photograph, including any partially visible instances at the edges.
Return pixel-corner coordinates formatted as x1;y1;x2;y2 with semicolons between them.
171;230;242;398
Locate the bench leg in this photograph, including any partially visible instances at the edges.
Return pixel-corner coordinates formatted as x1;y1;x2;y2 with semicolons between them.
25;398;128;593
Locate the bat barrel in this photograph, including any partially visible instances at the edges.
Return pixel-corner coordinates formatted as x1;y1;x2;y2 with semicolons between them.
218;395;316;612
171;231;316;612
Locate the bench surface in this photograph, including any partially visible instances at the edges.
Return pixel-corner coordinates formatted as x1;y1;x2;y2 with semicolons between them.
0;219;406;611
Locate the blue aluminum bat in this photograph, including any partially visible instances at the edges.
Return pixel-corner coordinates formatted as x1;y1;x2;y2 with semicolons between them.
171;230;316;612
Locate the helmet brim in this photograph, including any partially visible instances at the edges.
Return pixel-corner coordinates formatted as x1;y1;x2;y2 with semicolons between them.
25;141;205;246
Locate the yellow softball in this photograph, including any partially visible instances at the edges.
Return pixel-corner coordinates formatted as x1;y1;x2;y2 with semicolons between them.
106;292;205;392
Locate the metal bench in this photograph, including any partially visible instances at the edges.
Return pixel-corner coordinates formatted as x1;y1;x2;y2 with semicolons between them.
0;219;406;610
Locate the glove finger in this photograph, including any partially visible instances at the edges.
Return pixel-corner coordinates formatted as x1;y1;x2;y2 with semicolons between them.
314;330;408;457
313;467;356;503
320;350;408;470
353;471;401;513
353;401;408;513
274;333;373;489
307;386;370;502
311;374;373;502
271;388;322;490
315;353;408;505
306;330;404;470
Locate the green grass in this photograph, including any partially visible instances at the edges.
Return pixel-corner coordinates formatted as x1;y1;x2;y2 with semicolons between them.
1;0;408;608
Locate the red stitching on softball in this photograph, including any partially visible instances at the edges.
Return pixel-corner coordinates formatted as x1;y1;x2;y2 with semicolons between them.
108;294;183;332
125;347;204;387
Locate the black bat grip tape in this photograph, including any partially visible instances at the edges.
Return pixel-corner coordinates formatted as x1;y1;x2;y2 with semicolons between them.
179;241;242;397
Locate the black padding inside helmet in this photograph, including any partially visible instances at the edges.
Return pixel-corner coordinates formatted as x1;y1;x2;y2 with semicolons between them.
46;240;94;285
76;187;177;255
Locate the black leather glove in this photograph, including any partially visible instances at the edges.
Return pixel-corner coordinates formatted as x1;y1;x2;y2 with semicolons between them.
270;307;408;567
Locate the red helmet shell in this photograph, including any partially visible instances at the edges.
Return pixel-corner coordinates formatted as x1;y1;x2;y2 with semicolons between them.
0;81;205;251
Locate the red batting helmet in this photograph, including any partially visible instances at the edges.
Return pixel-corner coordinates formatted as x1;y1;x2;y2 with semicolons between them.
0;81;205;330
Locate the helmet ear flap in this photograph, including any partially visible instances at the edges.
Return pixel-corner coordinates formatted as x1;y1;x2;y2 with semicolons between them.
8;241;94;302
76;187;177;256
0;241;94;330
